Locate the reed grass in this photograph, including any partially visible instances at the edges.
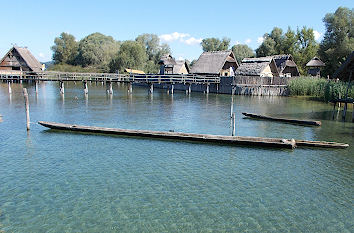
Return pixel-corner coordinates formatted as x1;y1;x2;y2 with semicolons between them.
288;77;354;102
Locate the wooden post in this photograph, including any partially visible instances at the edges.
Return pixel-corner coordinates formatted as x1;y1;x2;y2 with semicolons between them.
188;84;191;94
149;83;154;94
59;81;64;94
206;84;210;94
171;84;174;94
128;82;133;93
107;81;113;94
230;95;234;118
8;81;12;94
83;81;88;94
23;88;30;131
342;102;347;121
232;113;236;136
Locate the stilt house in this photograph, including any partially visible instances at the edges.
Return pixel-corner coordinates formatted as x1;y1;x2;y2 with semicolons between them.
190;50;239;76
306;57;325;76
235;57;279;77
158;55;189;75
0;46;42;73
272;54;299;77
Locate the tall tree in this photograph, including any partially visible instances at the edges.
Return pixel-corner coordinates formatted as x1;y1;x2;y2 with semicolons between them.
231;44;255;63
319;7;354;77
282;27;298;55
51;32;78;65
76;32;120;70
201;37;230;52
109;41;147;73
256;34;276;57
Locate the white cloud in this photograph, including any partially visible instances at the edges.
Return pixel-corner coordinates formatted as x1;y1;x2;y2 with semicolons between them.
257;37;264;44
245;39;252;44
159;32;190;42
313;30;322;41
39;52;45;58
183;37;202;45
177;56;185;60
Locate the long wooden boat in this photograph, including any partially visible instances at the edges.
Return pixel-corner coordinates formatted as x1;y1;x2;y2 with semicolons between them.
38;121;349;149
242;112;321;126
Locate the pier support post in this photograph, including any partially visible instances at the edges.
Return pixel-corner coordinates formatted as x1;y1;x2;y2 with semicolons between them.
149;83;154;94
23;88;30;131
232;113;236;136
59;81;64;94
206;84;210;94
230;95;234;118
171;84;174;94
106;81;113;95
128;82;133;93
342;103;347;121
83;81;88;94
188;84;191;94
8;81;12;94
35;81;38;94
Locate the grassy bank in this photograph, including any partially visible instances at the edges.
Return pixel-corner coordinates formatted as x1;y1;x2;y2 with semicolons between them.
288;77;354;102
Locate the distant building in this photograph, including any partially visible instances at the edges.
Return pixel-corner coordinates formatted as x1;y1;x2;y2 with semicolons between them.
306;57;325;76
0;46;42;73
190;50;239;76
333;51;354;81
272;54;300;77
124;68;145;75
235;57;279;77
158;55;189;75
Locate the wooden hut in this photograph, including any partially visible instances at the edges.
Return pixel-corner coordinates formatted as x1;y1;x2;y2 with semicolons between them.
235;57;279;77
306;57;325;76
333;51;354;81
0;46;42;74
190;50;239;76
272;54;299;77
158;55;189;74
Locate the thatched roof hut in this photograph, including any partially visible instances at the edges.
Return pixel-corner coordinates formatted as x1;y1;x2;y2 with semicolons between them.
0;46;42;73
272;54;299;77
190;50;239;76
235;57;279;77
173;60;190;74
333;51;354;81
306;57;325;76
158;55;189;74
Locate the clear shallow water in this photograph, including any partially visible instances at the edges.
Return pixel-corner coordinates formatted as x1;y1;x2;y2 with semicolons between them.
0;82;353;232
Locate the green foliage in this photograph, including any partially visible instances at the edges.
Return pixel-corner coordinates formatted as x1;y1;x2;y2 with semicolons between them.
47;63;103;73
76;32;120;71
231;44;255;63
109;40;147;73
255;34;277;57
319;7;354;78
51;32;78;65
201;37;230;52
288;77;353;101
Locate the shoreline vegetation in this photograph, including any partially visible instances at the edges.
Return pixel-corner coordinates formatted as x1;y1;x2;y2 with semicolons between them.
288;77;353;102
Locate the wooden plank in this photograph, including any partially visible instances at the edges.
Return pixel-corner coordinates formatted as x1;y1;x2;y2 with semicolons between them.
242;112;321;126
38;121;296;149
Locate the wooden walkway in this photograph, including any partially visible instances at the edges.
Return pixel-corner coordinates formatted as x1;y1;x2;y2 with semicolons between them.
0;71;220;84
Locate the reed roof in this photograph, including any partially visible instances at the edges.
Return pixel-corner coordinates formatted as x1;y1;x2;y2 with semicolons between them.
306;57;325;67
190;50;238;74
0;46;42;72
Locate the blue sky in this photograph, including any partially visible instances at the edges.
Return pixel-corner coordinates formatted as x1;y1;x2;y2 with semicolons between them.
1;0;352;62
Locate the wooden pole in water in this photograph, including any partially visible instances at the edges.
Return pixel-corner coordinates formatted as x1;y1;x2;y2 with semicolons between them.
188;84;192;94
8;81;12;94
23;88;30;131
35;81;38;94
171;84;174;94
149;83;154;94
232;113;236;136
206;84;210;94
59;81;64;94
230;95;234;118
128;82;133;93
83;81;88;94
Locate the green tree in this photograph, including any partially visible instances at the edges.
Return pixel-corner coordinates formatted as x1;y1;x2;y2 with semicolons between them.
231;44;255;63
256;34;276;57
109;41;147;73
282;27;298;55
51;32;78;65
270;27;284;53
76;32;120;70
319;7;354;77
201;37;231;52
293;27;319;74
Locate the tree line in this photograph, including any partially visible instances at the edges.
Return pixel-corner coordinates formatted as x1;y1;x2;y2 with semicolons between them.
51;33;170;73
201;7;353;77
51;7;353;77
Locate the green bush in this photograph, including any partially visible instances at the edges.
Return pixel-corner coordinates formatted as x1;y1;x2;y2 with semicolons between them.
47;63;105;73
288;77;354;101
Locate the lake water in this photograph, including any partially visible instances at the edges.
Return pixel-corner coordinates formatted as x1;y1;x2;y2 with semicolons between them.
0;81;353;232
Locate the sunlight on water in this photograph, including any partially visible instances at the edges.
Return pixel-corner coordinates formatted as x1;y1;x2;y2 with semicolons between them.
0;82;353;232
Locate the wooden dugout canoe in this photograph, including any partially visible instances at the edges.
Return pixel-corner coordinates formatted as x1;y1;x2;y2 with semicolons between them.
38;121;349;149
242;112;322;126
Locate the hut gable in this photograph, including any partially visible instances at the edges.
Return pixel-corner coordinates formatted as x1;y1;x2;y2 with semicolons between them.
333;51;354;81
159;55;189;74
190;50;239;76
272;54;299;77
235;57;279;77
173;60;189;74
0;46;42;72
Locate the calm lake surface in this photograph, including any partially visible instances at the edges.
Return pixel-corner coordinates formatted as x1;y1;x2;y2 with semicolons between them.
0;81;353;232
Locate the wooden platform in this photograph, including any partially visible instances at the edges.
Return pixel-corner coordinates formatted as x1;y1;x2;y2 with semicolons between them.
38;121;349;149
242;112;322;126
